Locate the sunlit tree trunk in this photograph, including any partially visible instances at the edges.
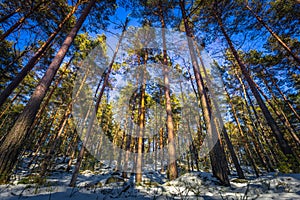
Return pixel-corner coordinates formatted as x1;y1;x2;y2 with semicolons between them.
0;1;48;41
158;0;178;180
254;79;300;145
180;81;200;172
136;52;147;184
236;74;275;172
195;43;244;179
224;86;260;177
245;3;300;66
28;57;73;139
180;0;230;186
0;0;96;184
261;66;300;122
0;1;80;108
69;18;128;187
214;11;295;159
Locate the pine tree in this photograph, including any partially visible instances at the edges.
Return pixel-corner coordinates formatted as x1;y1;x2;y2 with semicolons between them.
0;0;98;183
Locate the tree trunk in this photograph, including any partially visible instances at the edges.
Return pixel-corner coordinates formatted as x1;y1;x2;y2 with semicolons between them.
195;43;244;179
136;52;147;184
179;81;200;172
245;4;300;67
0;88;23;120
180;0;230;186
159;127;165;172
27;108;60;170
158;0;178;180
117;130;126;171
0;7;21;23
0;1;80;108
0;1;47;42
6;47;32;72
214;12;295;158
29;57;73;138
224;86;260;177
69;18;128;186
66;132;78;172
262;66;300;122
0;0;96;184
40;102;72;177
114;112;128;171
154;104;159;171
255;78;300;145
237;74;275;172
0;88;21;145
123;104;136;178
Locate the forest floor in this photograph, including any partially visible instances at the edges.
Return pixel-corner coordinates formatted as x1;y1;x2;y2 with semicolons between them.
0;157;299;200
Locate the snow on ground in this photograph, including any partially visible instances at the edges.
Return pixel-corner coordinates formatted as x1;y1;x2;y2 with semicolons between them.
0;160;299;199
